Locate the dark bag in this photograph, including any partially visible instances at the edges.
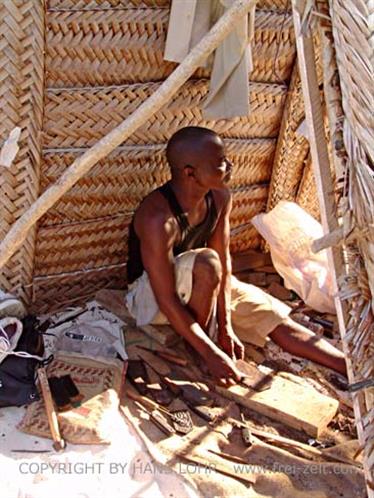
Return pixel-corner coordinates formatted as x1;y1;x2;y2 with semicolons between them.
0;316;45;407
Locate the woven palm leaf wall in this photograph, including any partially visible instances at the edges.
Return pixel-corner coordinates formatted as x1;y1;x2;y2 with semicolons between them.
19;0;296;312
326;0;374;490
0;1;45;303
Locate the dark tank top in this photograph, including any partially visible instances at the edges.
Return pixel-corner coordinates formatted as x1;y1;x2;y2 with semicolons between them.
127;182;218;284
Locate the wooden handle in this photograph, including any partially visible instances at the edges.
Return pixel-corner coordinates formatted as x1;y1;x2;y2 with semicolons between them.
157;350;187;367
37;368;65;451
125;383;160;411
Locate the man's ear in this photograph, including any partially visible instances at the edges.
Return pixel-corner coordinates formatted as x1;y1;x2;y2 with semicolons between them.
184;165;195;178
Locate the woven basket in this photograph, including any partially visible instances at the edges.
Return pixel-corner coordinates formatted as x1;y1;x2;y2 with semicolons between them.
34;216;129;277
31;187;266;310
47;0;171;8
230;227;262;254
42;80;287;148
331;0;374;164
45;9;295;87
230;185;268;227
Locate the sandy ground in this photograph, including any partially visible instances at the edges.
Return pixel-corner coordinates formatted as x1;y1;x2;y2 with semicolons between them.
0;405;199;498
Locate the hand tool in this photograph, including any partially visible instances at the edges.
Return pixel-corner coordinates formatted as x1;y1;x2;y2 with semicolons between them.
126;384;193;434
37;367;66;451
136;345;188;366
240;411;253;446
235;359;272;391
185;402;218;422
133;400;176;436
347;377;374;392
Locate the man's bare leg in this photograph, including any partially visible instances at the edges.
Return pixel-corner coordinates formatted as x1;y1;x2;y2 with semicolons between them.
270;317;347;376
187;248;222;329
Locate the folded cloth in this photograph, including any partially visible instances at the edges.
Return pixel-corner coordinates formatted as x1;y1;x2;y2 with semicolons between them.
164;0;255;119
125;250;291;347
126;250;199;327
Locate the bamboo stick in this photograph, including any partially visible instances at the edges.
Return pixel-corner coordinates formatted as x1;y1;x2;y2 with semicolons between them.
0;0;256;272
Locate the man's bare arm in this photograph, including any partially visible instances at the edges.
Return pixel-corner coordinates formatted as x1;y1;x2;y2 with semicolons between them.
136;208;241;379
208;189;244;359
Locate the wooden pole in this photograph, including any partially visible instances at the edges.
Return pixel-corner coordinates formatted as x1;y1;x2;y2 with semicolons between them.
291;1;372;494
0;0;256;271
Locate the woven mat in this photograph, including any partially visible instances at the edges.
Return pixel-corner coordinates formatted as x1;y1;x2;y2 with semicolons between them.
18;353;125;445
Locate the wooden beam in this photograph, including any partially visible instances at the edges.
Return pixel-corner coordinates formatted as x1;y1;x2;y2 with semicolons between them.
291;0;351;381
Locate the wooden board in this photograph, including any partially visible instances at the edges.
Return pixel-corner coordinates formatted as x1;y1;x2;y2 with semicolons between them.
232;249;272;273
95;289;179;346
215;373;339;438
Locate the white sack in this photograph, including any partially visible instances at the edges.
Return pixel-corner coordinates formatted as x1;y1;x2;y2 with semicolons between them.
252;201;336;314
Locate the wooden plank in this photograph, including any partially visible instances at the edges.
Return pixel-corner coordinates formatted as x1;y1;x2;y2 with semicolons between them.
95;289;179;347
215;373;339;437
232;249;272;273
236;271;267;286
267;282;293;300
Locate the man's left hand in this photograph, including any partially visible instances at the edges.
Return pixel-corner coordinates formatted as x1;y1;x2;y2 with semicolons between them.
218;327;245;361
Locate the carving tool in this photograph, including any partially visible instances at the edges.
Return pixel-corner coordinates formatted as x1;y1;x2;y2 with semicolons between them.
126;385;192;434
134;400;176;436
240;411;253;446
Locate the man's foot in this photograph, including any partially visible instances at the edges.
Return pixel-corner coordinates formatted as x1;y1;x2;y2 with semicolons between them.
269;317;347;376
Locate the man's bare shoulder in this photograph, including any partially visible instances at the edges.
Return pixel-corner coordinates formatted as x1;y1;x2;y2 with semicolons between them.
134;190;176;239
211;187;232;212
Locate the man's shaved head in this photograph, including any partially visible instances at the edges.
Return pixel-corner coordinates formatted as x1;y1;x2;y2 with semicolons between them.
166;126;221;175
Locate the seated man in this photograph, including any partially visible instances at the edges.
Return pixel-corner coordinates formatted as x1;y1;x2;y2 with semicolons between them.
126;126;347;382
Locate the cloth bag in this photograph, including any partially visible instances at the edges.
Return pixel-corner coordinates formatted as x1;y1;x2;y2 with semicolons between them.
0;316;45;407
252;201;336;314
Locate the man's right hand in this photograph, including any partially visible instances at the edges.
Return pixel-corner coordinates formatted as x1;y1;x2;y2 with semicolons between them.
203;345;242;382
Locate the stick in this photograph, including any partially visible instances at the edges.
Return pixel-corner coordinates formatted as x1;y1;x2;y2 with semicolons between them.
37;367;65;451
0;0;256;271
311;227;344;253
227;418;362;468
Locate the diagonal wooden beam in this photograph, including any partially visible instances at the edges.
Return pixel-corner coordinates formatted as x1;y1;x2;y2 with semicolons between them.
0;0;256;272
